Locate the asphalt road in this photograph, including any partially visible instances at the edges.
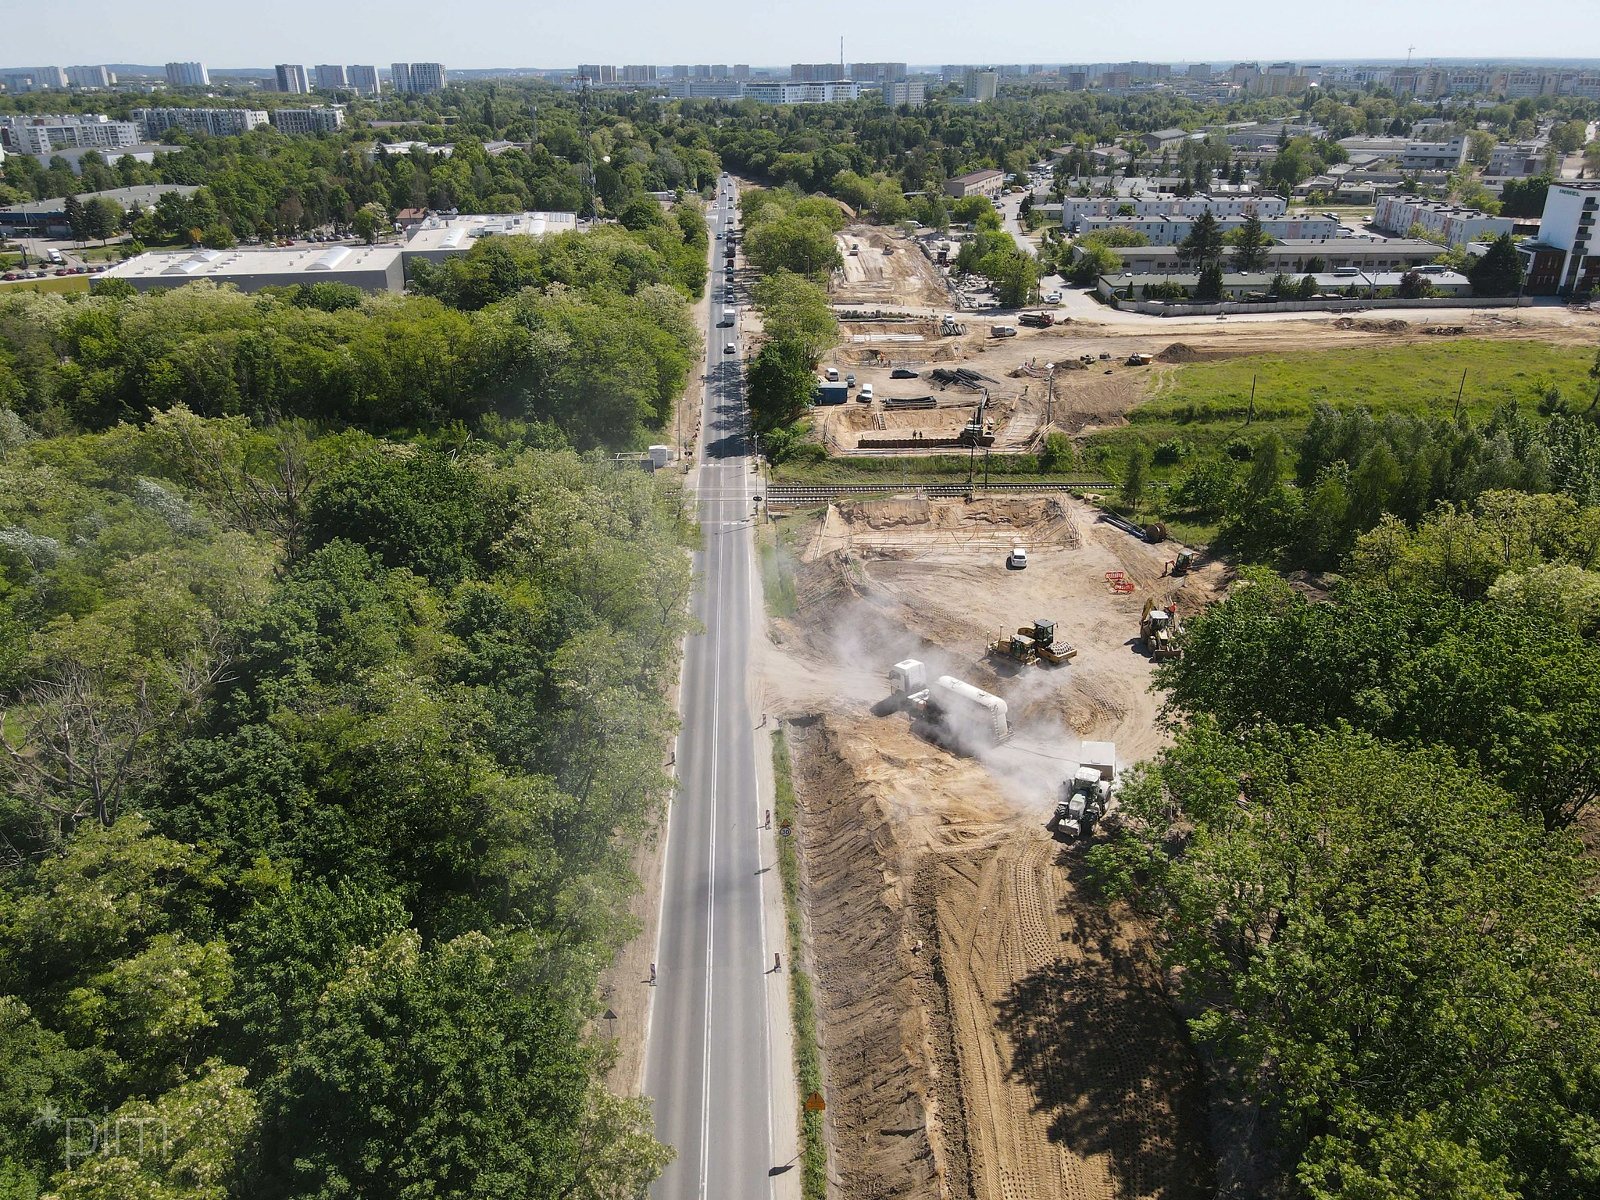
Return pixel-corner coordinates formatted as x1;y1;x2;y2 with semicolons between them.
645;178;775;1199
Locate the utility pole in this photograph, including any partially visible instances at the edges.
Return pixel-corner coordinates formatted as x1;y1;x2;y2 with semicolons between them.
1453;368;1467;419
1247;373;1257;425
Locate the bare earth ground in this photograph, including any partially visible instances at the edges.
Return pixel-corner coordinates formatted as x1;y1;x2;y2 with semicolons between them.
814;256;1600;454
755;495;1226;1200
834;225;956;311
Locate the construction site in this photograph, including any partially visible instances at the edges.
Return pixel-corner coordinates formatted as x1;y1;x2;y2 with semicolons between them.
817;229;1600;461
756;491;1226;1200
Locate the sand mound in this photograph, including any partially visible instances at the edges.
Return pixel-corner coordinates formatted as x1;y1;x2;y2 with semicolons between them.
1155;343;1202;363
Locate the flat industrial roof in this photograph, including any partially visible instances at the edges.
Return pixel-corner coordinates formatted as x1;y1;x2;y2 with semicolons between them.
403;211;578;252
0;183;198;216
103;243;402;282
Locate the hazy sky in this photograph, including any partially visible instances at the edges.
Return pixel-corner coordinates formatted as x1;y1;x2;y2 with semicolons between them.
10;0;1600;68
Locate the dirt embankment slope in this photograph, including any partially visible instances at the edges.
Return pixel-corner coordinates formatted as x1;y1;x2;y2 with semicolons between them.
762;496;1223;1200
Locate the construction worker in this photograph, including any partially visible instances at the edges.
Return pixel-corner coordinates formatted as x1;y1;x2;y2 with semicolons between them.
774;952;782;973
649;963;657;986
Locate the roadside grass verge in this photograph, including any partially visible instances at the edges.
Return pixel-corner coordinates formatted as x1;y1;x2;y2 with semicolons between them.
757;518;799;618
2;275;89;295
771;729;826;1200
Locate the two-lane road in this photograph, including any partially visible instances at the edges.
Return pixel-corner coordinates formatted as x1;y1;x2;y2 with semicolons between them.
646;178;776;1198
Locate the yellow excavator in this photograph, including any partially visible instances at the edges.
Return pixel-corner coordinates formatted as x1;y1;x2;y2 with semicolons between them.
1140;599;1183;661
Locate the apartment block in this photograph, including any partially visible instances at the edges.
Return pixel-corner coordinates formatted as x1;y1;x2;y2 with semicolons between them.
407;63;447;93
880;80;926;108
165;61;209;87
745;81;862;104
1076;212;1340;245
65;65;113;88
134;107;269;138
0;113;140;154
849;62;908;83
346;65;381;95
270;106;346;135
1374;194;1512;246
315;64;349;90
1398;137;1468;171
964;69;998;101
1062;192;1288;227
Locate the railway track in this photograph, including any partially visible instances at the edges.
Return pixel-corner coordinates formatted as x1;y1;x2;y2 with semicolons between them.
763;480;1115;503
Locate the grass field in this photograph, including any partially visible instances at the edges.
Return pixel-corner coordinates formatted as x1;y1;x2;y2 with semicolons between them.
0;275;90;295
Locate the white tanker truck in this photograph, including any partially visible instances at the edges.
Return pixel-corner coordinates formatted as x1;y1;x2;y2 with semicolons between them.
886;659;1010;752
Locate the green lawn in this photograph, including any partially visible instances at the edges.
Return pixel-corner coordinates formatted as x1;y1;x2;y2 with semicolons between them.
2;275;90;295
1130;339;1594;438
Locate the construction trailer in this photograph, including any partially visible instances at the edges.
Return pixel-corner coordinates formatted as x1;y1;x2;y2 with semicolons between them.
1049;741;1116;840
887;659;1010;751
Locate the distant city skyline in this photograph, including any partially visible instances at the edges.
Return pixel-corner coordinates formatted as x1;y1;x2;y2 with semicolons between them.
9;0;1600;71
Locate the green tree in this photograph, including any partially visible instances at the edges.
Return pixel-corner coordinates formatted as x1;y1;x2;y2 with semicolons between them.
1177;211;1225;270
1194;261;1224;301
1120;442;1150;514
1227;212;1271;271
351;202;386;245
746;339;816;433
1468;233;1524;297
751;271;837;365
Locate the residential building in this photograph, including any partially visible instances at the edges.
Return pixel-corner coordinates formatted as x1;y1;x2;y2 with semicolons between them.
401;210;578;274
1187;63;1213;79
0;114;140;154
390;63;412;94
879;80;925;108
164;61;209;88
789;63;839;82
315;64;349;90
1247;71;1308;97
407;62;447;94
1064;72;1089;91
964;69;998;102
274;64;310;94
1374;194;1512;245
666;80;746;99
1524;181;1600;295
620;65;657;83
1099;71;1131;90
0;184;199;235
1399;137;1469;171
135;107;270;138
578;65;617;83
270;107;346;135
2;74;42;94
1095;268;1473;302
744;81;862;104
347;65;382;95
1062;192;1288;226
944;168;1006;199
102;244;406;294
17;66;69;90
1076;212;1340;245
850;62;908;83
1081;237;1444;275
65;65;113;88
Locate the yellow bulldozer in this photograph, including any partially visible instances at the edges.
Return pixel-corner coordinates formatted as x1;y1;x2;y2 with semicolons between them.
988;619;1078;668
1140;599;1183;661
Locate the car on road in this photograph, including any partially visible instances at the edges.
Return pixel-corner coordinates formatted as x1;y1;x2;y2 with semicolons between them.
859;384;873;402
723;343;735;354
1046;291;1062;303
1007;546;1028;570
2;273;16;281
891;368;918;379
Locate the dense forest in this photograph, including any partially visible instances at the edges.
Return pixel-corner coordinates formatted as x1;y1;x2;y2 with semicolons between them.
0;213;703;450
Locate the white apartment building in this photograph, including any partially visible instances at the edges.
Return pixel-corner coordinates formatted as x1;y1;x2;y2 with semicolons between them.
744;80;862;104
65;65;113;88
666;79;746;99
315;65;349;90
1077;212;1340;245
1487;141;1551;178
346;65;381;95
1374;194;1513;246
880;80;926;107
390;63;413;93
1062;192;1288;227
164;61;209;87
270;107;346;135
407;63;447;94
135;107;270;138
1398;137;1468;171
964;70;998;102
0;114;140;154
275;64;310;94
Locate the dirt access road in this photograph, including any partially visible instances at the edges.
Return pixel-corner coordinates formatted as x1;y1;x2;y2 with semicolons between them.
757;495;1223;1200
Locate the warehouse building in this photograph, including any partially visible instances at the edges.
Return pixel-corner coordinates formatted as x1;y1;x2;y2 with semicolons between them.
401;210;578;271
100;244;405;294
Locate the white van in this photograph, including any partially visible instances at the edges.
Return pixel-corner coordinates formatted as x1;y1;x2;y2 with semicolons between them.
719;308;735;327
825;367;839;382
859;384;874;401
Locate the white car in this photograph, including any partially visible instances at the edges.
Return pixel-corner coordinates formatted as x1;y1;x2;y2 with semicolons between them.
723;343;736;354
859;384;873;401
1046;291;1062;303
1007;546;1028;570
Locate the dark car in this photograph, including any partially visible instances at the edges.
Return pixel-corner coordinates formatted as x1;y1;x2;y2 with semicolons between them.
891;368;919;379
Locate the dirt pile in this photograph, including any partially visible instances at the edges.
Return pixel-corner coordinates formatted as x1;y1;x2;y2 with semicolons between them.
1333;316;1411;333
1154;343;1201;363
